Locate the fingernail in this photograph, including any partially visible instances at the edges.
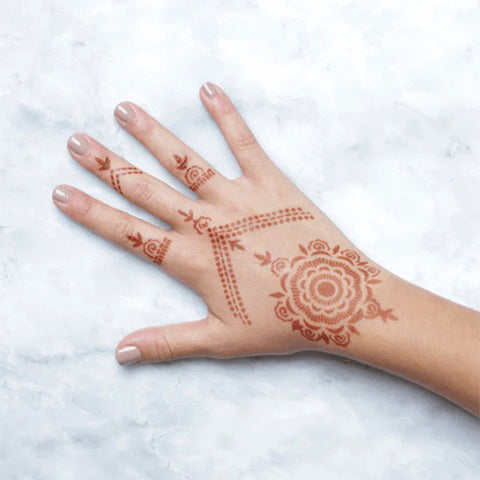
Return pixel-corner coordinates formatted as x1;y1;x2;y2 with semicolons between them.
52;185;72;204
68;133;90;155
116;345;142;365
201;82;217;99
114;102;136;123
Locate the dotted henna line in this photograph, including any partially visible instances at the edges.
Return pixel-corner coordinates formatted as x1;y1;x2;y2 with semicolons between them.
208;207;314;325
95;157;143;196
152;238;171;265
213;207;314;235
110;167;143;195
189;168;215;192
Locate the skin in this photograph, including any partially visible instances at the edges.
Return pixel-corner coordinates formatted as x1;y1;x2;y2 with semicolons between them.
52;83;480;416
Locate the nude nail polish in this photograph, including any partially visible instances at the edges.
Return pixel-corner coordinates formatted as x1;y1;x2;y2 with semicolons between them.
201;82;217;98
52;185;72;203
114;102;136;123
116;345;142;365
68;134;90;155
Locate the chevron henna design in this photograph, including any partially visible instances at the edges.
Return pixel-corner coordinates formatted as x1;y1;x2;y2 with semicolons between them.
208;207;315;325
95;156;143;195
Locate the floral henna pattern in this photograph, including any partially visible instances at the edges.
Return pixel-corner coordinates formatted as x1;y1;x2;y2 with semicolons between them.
209;207;315;325
126;231;171;265
95;156;143;195
255;240;397;347
178;209;212;235
174;154;215;192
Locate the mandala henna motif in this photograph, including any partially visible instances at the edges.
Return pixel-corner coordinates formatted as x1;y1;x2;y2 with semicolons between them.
208;207;315;325
126;231;171;265
178;209;212;235
95;156;143;195
174;154;215;192
255;240;397;347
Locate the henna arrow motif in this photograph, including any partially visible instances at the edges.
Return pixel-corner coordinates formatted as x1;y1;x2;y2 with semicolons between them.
95;156;111;171
126;231;143;248
229;239;245;251
174;154;188;170
254;251;271;265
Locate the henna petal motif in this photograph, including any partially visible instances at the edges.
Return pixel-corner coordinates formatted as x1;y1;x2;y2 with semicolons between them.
264;238;397;347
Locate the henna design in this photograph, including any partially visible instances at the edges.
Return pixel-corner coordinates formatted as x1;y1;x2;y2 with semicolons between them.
95;156;143;195
178;209;212;235
96;156;110;171
209;207;315;325
126;231;171;265
174;154;215;192
255;240;397;347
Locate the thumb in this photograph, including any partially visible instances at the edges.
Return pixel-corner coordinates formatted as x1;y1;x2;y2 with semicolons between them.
115;318;215;365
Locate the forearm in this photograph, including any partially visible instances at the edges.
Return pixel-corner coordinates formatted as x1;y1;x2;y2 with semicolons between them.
343;272;480;415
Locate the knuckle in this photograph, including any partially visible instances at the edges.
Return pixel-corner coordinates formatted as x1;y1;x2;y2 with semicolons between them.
233;130;257;152
134;182;155;203
189;251;210;277
76;196;95;220
154;331;174;361
113;220;136;245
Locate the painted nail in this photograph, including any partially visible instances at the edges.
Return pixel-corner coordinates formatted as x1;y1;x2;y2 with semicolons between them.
68;133;90;155
114;102;136;123
116;345;142;365
52;185;72;204
201;82;217;99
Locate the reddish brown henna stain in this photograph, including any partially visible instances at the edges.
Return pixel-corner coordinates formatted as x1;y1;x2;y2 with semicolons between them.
178;209;212;235
209;207;315;325
95;156;143;195
255;240;397;347
126;231;171;265
174;154;215;192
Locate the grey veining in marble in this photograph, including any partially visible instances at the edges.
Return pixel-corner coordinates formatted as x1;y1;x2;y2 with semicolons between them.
1;1;479;478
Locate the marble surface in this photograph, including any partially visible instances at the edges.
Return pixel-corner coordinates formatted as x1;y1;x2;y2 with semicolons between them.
1;0;479;478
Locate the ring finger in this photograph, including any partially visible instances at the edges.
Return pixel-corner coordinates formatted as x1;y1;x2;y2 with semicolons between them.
113;102;230;199
52;185;198;284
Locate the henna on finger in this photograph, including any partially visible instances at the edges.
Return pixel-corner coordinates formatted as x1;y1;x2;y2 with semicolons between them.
174;154;215;192
95;156;143;195
178;209;212;235
126;231;171;265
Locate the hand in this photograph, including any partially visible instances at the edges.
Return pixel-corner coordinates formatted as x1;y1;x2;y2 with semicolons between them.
52;82;397;364
53;83;479;415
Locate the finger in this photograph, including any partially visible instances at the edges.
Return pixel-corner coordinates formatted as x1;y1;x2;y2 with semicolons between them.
115;317;220;364
199;82;274;179
52;185;195;282
67;133;195;229
113;101;229;199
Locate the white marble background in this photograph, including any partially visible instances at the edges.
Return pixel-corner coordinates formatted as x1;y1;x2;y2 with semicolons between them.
1;0;479;478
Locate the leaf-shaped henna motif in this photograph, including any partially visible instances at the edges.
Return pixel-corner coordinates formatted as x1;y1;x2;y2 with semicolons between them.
255;239;397;347
178;209;194;222
174;154;188;170
254;251;271;266
229;239;245;251
126;231;143;248
95;156;111;171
